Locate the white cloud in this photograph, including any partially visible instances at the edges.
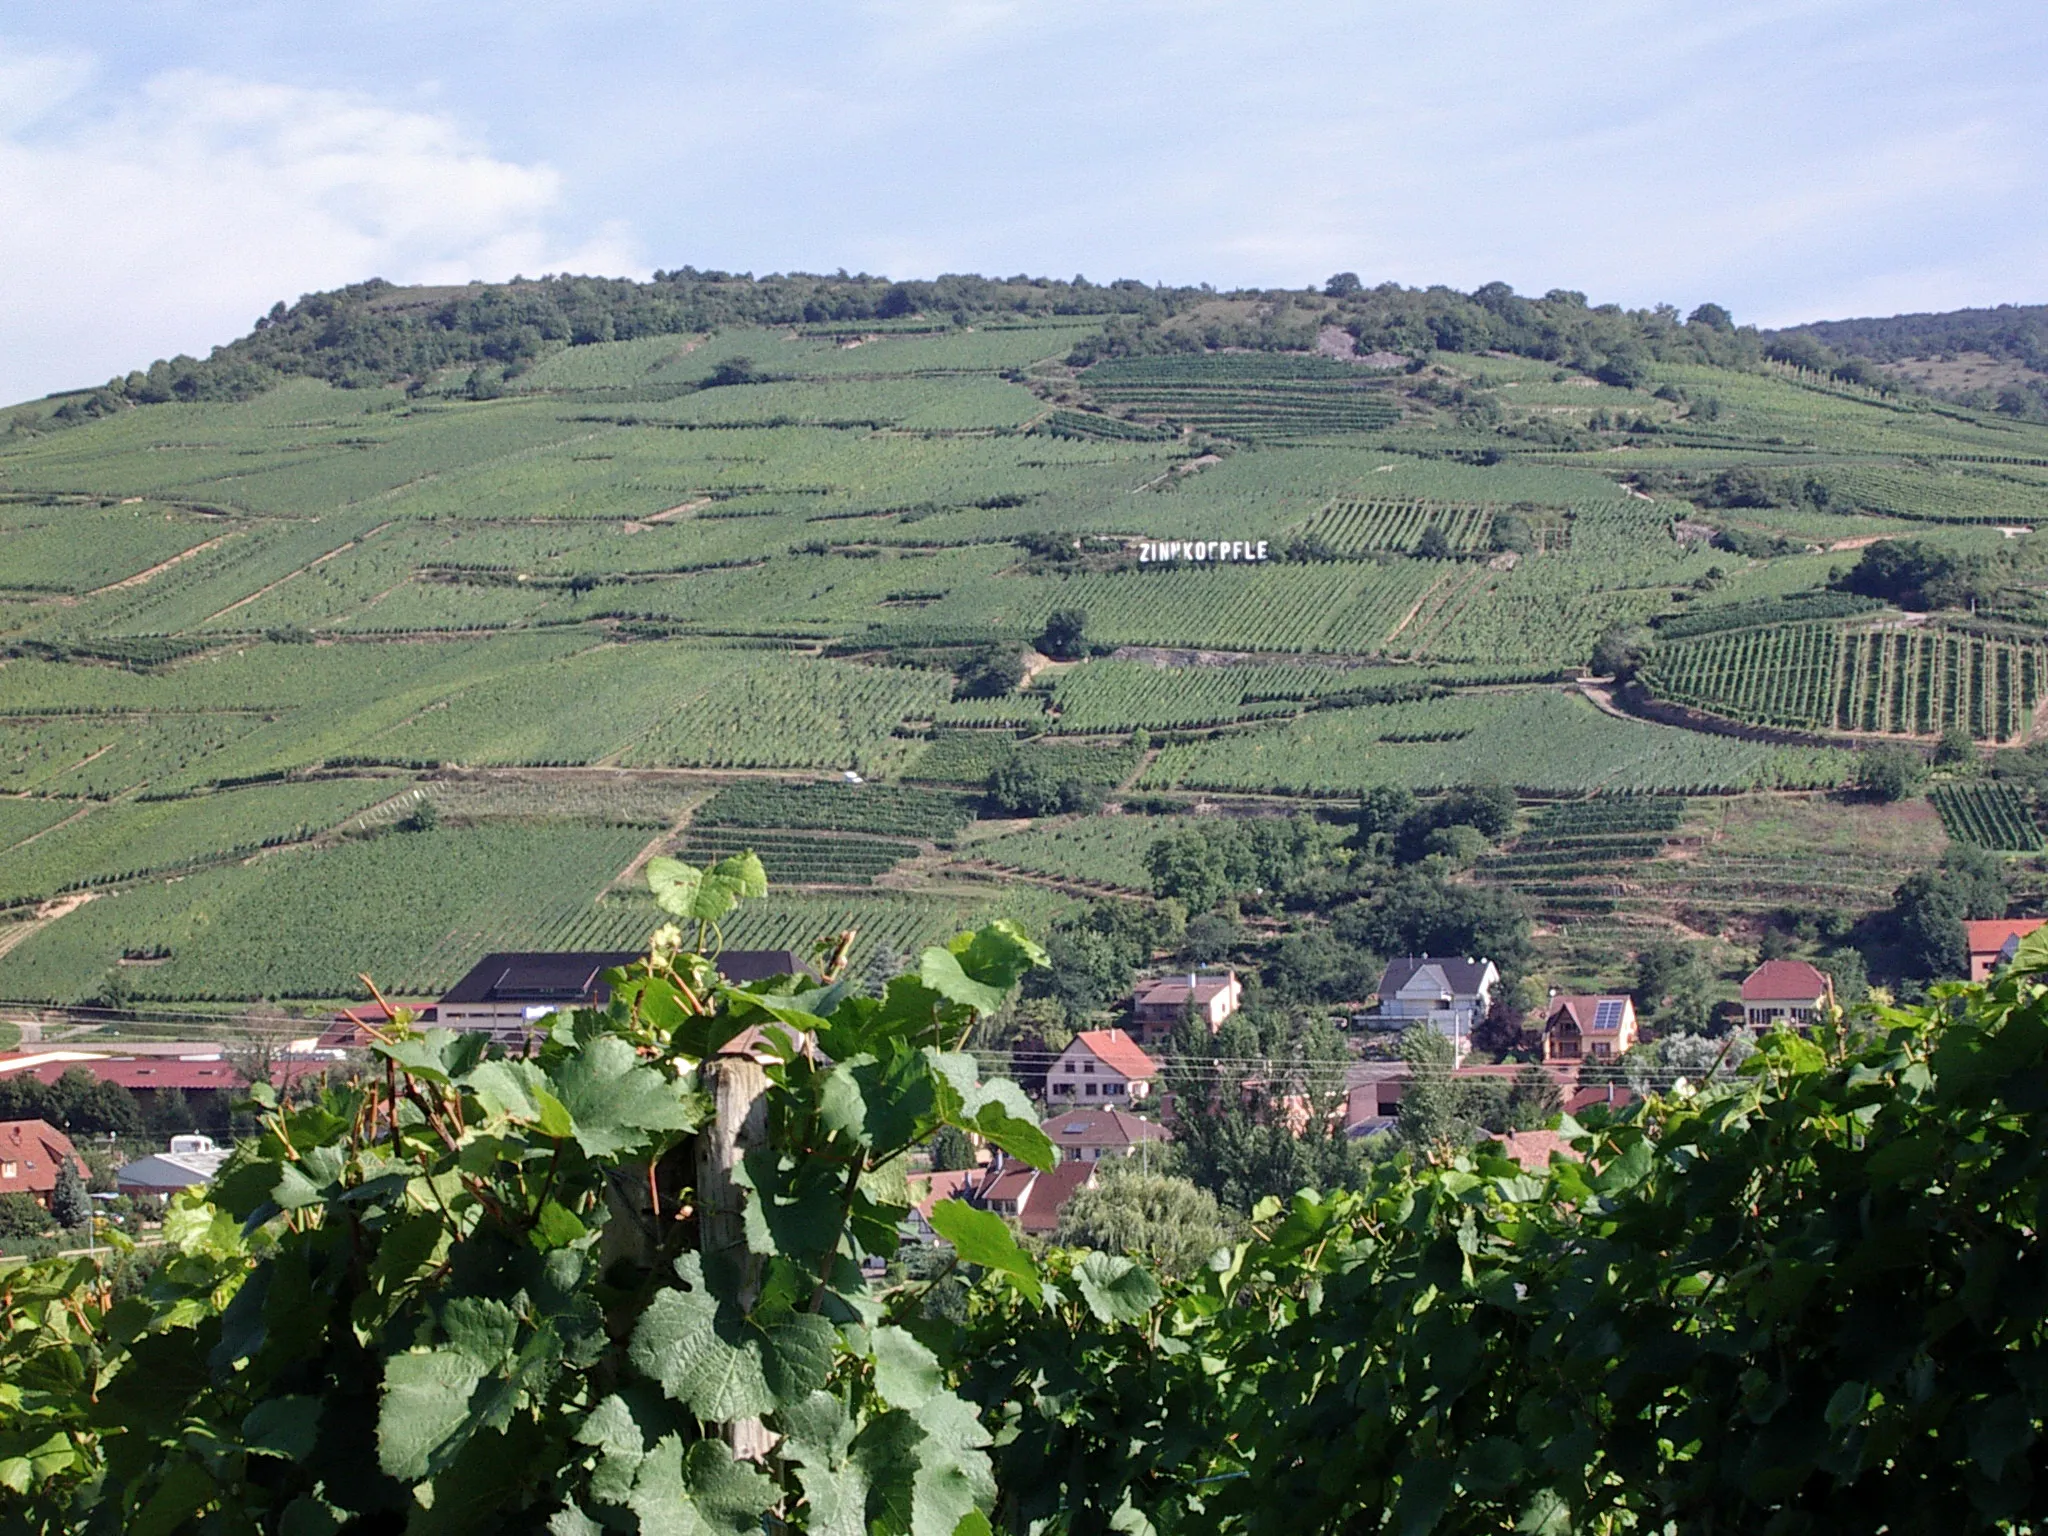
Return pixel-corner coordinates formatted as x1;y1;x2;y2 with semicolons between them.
0;54;642;402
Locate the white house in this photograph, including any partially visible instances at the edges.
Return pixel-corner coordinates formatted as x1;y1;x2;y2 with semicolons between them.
1373;956;1500;1057
1045;1029;1159;1104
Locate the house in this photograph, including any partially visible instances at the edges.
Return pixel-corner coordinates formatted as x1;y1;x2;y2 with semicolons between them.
0;1119;88;1209
1966;919;2048;982
438;949;805;1041
1540;995;1638;1063
958;1156;1099;1236
116;1134;231;1196
1740;959;1833;1032
1373;956;1500;1057
1130;970;1242;1043
1046;1029;1158;1103
1040;1105;1171;1163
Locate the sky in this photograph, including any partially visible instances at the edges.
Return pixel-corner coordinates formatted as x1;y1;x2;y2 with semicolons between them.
2;0;2045;403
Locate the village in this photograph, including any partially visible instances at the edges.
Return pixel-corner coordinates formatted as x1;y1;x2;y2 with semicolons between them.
4;914;2036;1254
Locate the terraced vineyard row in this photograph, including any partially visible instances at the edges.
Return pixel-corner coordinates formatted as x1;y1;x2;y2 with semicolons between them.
693;781;976;840
1478;796;1691;914
675;826;920;885
1930;783;2044;851
1641;621;2048;741
1296;499;1571;556
1081;354;1404;442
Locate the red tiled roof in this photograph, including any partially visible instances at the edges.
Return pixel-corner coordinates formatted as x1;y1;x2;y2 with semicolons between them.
1740;959;1831;1002
1564;1084;1637;1114
10;1057;247;1092
1966;918;2046;955
906;1168;977;1220
0;1119;87;1199
1073;1029;1158;1080
978;1164;1035;1206
1018;1159;1098;1235
1040;1106;1170;1151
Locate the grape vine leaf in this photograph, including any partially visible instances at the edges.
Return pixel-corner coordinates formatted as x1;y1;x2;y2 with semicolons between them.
628;1255;834;1420
647;854;768;924
927;1200;1041;1303
627;1436;776;1536
1074;1253;1162;1325
548;1035;702;1157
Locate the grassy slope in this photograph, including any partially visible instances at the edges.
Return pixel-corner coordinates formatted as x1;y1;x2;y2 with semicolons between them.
6;304;2048;1006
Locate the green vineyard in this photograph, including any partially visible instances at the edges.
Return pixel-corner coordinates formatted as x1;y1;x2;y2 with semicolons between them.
1080;354;1404;442
1295;499;1571;557
692;781;976;841
1929;783;2044;851
674;826;921;885
1640;620;2048;742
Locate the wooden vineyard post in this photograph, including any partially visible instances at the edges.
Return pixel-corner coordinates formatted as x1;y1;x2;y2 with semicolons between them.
698;1054;773;1462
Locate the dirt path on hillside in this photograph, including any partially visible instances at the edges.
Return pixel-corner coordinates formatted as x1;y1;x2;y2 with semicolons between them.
87;534;234;596
625;497;714;532
192;522;392;629
0;892;95;963
2;800;95;857
1383;570;1455;646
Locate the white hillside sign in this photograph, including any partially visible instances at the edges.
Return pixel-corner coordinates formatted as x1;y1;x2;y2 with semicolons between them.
1137;539;1270;564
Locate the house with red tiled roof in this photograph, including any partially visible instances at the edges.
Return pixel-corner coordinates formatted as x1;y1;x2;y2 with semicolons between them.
1741;960;1832;1032
1539;996;1638;1064
1046;1029;1158;1104
1967;919;2047;982
935;1156;1100;1237
0;1120;88;1209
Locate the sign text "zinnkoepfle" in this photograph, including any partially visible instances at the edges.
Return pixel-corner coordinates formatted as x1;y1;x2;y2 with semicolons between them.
1137;540;1270;564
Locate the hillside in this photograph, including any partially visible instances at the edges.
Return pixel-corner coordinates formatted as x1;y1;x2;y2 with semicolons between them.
5;273;2048;1024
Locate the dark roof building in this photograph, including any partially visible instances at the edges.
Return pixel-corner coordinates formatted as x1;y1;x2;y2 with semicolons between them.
438;949;806;1040
1374;956;1497;999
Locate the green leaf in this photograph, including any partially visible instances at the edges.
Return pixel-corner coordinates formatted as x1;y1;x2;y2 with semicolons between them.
947;921;1049;994
927;1200;1041;1304
531;1200;587;1252
549;1035;701;1157
628;1436;777;1536
648;853;768;924
919;948;1011;1018
871;1324;944;1410
242;1395;321;1460
628;1254;834;1421
280;1494;347;1536
1515;1487;1574;1535
1074;1253;1162;1325
377;1350;486;1482
1971;1393;2035;1480
1391;1458;1454;1536
131;1459;216;1536
969;1103;1054;1172
1592;1136;1653;1195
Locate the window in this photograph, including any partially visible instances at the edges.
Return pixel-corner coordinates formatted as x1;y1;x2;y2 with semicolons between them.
0;1162;13;1179
1084;1084;1097;1097
1082;1063;1096;1074
1105;1081;1123;1095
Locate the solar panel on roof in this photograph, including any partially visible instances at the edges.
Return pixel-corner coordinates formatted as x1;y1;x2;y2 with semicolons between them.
1063;1123;1087;1133
1593;999;1624;1031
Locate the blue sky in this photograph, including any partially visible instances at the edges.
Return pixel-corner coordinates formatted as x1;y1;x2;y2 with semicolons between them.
2;0;2044;402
